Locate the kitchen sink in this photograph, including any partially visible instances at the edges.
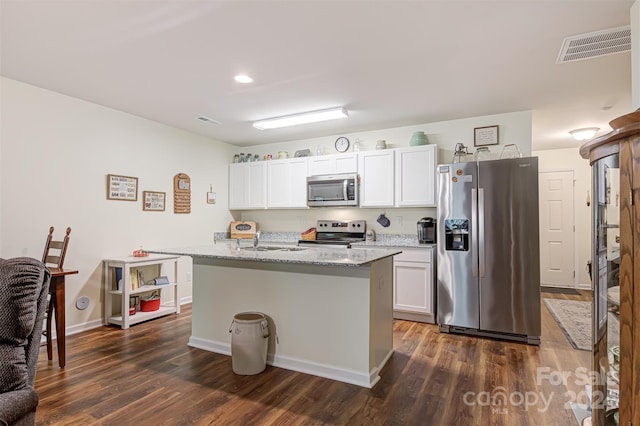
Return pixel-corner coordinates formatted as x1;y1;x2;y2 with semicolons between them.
241;246;280;251
241;246;306;252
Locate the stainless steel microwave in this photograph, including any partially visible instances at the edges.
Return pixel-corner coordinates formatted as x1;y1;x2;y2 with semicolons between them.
307;173;359;207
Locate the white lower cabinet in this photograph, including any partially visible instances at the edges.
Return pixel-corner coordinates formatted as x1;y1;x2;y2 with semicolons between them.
393;247;435;323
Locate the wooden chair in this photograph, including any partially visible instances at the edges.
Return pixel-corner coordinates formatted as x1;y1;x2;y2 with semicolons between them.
42;226;71;270
41;226;71;361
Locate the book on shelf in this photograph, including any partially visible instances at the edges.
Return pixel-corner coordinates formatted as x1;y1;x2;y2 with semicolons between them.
130;268;145;291
113;267;123;291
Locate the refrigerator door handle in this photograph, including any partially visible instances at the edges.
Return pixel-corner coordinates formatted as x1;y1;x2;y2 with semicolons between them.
478;188;486;277
471;188;478;277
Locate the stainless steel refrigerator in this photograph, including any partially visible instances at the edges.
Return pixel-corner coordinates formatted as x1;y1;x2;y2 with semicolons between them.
436;157;541;344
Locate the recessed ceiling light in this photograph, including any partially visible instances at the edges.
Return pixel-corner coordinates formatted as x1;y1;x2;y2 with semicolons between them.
234;74;253;84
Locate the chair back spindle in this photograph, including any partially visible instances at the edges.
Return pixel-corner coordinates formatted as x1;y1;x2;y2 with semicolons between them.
42;226;71;270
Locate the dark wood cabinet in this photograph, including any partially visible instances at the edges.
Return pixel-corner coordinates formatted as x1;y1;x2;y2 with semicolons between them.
580;110;640;426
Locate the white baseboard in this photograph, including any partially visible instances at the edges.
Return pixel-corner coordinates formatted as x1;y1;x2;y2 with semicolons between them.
187;336;392;388
394;310;435;324
42;297;192;341
41;318;103;342
66;318;104;336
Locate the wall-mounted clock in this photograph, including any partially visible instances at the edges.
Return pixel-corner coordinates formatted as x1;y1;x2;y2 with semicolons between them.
335;137;350;153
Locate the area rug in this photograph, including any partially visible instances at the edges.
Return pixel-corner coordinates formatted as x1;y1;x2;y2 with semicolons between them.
543;298;620;351
540;286;581;295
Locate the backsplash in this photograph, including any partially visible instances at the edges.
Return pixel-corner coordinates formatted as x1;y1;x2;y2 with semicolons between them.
233;207;438;236
214;231;424;247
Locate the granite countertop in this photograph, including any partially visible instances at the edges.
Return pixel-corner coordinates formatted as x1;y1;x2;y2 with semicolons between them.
148;242;401;267
213;232;436;249
352;239;436;249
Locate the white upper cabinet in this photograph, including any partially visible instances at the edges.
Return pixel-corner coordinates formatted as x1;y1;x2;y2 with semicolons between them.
267;158;309;209
358;150;395;207
394;145;437;207
308;153;357;176
228;162;267;210
228;145;437;210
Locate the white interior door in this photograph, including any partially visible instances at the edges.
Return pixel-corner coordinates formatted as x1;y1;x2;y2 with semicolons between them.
539;170;575;287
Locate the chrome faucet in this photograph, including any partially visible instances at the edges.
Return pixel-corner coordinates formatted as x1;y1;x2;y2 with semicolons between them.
253;230;261;248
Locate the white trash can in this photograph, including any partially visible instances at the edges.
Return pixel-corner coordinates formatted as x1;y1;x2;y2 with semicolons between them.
229;312;269;375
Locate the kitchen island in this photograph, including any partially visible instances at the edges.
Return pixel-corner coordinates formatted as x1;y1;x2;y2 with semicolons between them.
149;242;400;388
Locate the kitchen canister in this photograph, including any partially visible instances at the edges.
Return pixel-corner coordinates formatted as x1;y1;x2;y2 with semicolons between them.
499;144;522;159
473;147;492;161
229;312;270;375
410;131;428;146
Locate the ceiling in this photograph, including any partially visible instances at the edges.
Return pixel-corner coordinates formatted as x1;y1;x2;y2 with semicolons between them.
0;1;634;151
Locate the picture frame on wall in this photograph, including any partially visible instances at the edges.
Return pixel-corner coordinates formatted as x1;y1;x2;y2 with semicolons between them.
107;174;138;201
142;191;166;211
474;125;499;147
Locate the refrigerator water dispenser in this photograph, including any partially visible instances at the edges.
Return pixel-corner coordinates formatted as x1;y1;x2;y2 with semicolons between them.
444;219;469;251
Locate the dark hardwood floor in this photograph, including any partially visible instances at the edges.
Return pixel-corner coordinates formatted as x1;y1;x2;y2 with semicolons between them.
35;290;592;425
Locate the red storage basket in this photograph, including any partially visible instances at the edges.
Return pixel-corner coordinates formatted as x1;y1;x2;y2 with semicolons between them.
140;298;160;312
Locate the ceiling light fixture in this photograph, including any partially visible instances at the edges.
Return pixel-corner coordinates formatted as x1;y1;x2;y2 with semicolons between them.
569;127;599;141
253;107;349;130
234;74;253;84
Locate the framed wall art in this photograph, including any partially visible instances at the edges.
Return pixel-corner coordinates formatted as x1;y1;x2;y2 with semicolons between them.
143;191;166;211
474;125;499;147
107;174;138;201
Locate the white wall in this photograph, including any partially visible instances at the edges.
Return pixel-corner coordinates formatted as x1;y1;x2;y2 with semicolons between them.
534;147;592;289
0;77;235;332
242;111;532;165
238;111;532;234
632;1;639;110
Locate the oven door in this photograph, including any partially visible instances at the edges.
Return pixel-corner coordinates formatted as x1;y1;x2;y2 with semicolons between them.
307;174;358;207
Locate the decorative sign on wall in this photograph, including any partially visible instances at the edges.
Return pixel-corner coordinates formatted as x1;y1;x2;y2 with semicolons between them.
474;125;499;147
107;174;138;201
142;191;166;211
173;173;191;214
207;184;216;204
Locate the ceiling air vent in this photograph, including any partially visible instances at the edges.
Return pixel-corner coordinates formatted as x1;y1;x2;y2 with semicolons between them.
556;25;631;64
196;116;220;125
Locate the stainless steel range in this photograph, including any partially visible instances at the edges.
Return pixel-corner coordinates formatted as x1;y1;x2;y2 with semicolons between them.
299;220;366;248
